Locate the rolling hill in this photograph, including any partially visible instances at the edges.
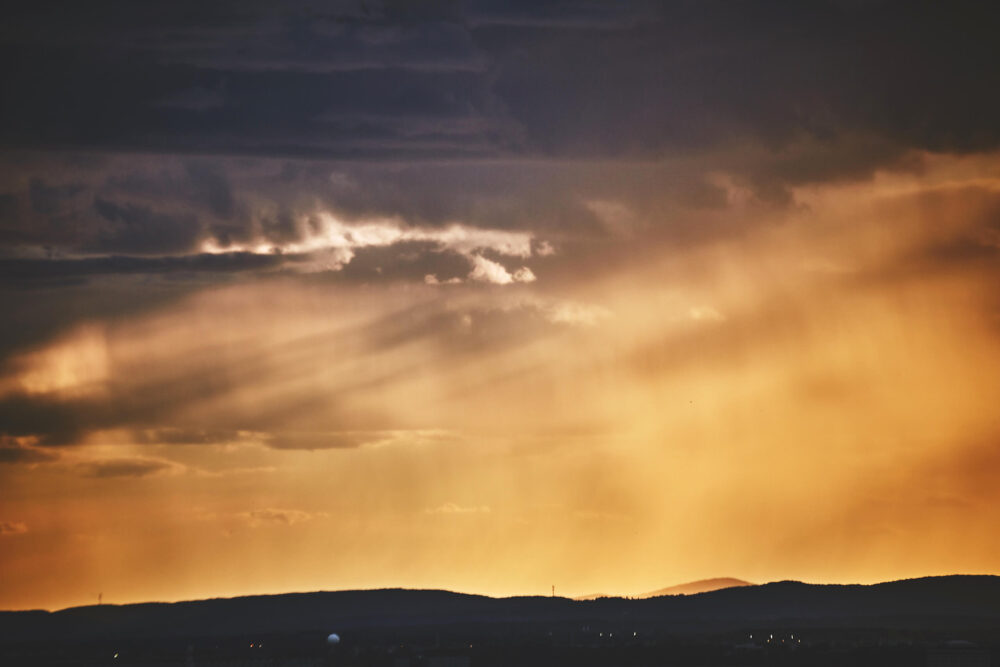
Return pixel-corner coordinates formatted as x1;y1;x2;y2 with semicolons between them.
2;575;999;643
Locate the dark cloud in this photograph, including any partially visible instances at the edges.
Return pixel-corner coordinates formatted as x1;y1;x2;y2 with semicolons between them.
0;253;285;285
0;441;60;464
161;16;487;73
28;178;84;216
255;207;299;245
77;458;175;479
183;162;235;219
265;432;378;450
98;159;236;220
92;198;202;254
465;0;656;28
2;1;997;266
917;238;1000;268
0;377;243;447
0;393;95;446
156;83;227;111
0;192;18;223
2;1;998;166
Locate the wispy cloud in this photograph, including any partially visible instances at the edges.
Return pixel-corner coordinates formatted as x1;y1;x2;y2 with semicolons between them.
238;509;325;527
687;306;725;323
545;301;613;327
77;457;180;479
425;503;492;515
0;521;28;536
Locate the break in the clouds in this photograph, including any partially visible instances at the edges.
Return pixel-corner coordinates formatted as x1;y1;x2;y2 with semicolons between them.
3;1;1000;611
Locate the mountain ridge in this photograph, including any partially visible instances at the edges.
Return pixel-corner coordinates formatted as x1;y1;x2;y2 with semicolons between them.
2;575;999;643
574;576;753;600
640;576;753;598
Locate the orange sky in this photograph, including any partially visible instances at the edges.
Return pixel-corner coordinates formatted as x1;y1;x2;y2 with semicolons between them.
3;152;1000;611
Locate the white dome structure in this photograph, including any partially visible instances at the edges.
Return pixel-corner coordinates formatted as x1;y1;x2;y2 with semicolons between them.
327;633;341;645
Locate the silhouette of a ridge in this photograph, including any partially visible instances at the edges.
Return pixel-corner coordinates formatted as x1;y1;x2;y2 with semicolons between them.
640;577;753;598
2;575;1000;642
574;577;752;600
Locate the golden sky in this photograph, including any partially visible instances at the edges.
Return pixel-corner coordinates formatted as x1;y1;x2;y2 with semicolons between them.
3;151;1000;610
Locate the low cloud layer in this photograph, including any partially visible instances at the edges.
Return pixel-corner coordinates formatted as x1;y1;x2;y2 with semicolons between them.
77;458;178;479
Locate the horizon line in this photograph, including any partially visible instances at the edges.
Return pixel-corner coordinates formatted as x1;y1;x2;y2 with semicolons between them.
8;572;999;615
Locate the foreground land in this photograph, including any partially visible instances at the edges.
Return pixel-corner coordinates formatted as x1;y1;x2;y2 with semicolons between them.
1;575;998;666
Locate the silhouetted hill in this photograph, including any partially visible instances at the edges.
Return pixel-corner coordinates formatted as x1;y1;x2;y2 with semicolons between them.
574;577;752;600
640;577;753;598
2;576;1000;644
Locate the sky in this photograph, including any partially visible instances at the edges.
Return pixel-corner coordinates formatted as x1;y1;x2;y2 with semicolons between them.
3;0;1000;611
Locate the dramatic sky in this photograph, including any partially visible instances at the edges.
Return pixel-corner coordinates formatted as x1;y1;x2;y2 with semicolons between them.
3;0;1000;611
